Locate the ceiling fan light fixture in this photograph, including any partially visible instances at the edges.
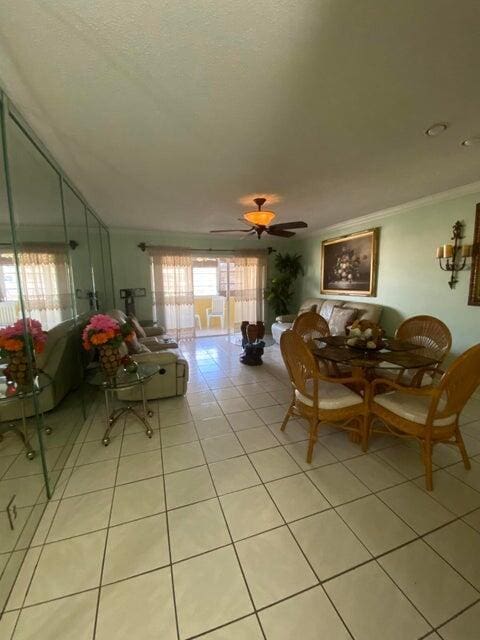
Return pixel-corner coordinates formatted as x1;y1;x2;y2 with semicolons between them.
243;210;276;226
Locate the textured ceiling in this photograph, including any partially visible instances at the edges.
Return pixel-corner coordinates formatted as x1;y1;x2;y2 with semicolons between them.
0;1;479;233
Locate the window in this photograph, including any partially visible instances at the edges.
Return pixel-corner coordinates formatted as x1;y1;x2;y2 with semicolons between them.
193;266;218;296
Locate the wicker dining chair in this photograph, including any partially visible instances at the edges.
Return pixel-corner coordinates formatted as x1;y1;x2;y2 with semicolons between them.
370;343;480;490
292;311;330;344
280;329;369;463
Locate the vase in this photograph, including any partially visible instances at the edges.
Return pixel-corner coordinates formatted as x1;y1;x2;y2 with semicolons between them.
7;350;36;387
98;345;121;379
256;321;265;340
246;323;258;343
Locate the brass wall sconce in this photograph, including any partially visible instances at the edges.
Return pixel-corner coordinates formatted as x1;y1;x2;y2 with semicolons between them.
436;220;472;289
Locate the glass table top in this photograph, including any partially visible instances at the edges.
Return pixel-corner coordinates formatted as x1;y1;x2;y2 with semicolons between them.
87;363;160;389
0;369;53;402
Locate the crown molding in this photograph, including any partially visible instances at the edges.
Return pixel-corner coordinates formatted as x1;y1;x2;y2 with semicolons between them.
309;180;480;237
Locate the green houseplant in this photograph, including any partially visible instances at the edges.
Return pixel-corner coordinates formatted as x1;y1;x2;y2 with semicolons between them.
265;252;304;316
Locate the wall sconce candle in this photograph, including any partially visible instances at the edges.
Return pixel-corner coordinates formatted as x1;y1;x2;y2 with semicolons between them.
436;221;472;289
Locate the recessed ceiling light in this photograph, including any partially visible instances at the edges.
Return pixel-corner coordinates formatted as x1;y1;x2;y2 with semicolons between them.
461;136;480;147
425;122;449;137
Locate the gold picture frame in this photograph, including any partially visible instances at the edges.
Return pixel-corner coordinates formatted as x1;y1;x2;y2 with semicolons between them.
468;203;480;306
321;227;379;296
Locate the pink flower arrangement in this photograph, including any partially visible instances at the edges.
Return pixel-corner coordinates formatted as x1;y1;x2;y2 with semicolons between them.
82;314;134;351
0;318;47;356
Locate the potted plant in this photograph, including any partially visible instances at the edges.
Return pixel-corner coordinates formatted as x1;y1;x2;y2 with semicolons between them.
0;319;47;387
265;252;304;315
82;314;134;379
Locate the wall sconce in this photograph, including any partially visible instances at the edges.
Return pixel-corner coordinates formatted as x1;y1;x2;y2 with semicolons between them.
436;220;472;289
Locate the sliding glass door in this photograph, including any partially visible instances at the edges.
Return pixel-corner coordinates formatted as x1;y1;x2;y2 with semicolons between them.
150;250;266;340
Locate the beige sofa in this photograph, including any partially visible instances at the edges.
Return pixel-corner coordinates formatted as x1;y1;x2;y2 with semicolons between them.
107;310;189;400
271;297;383;344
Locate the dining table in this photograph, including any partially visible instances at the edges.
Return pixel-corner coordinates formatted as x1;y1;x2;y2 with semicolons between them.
312;335;442;443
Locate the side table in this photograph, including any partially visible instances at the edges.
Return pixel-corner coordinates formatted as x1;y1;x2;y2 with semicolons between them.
88;363;159;446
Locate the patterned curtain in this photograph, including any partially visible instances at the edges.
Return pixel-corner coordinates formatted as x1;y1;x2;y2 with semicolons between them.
229;254;267;332
149;248;195;340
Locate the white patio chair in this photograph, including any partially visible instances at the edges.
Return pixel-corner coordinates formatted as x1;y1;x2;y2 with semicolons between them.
206;296;226;329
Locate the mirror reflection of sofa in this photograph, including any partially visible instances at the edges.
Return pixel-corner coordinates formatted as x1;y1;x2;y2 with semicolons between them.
107;309;189;401
0;317;85;422
271;297;383;343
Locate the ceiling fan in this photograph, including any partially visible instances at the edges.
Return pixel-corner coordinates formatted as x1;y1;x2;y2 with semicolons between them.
210;197;308;239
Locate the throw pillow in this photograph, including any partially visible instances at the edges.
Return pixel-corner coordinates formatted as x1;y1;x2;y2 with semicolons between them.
329;307;358;336
297;303;317;317
128;314;147;339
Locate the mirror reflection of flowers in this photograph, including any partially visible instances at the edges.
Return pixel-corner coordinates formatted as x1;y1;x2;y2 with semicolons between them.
333;247;363;283
0;318;47;356
82;314;134;351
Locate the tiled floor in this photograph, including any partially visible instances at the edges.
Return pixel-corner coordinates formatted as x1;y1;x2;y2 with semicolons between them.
2;335;480;639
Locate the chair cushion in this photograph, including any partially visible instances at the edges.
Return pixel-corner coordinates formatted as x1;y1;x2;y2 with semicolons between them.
329;307;357;336
295;379;363;410
127;334;150;354
374;391;454;427
128;313;147;339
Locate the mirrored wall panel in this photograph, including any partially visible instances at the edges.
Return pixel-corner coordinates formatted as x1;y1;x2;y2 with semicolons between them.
0;89;115;614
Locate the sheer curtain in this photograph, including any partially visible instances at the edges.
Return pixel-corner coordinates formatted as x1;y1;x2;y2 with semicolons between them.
0;246;71;329
150;248;195;340
18;246;71;328
229;253;267;332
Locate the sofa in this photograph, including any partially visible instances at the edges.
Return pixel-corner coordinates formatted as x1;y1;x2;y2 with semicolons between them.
107;309;189;400
271;297;383;344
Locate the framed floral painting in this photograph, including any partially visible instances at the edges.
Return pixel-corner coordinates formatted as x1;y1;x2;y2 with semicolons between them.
321;228;379;296
468;203;480;306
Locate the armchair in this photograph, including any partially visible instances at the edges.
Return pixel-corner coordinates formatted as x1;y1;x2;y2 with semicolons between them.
280;329;369;462
370;343;480;490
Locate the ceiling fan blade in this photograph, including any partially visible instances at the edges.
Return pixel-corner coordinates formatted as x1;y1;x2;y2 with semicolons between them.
209;229;251;233
268;221;308;231
241;229;257;240
267;228;296;238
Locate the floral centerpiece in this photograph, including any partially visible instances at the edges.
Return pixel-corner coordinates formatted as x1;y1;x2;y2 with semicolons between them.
82;314;134;378
346;319;385;351
0;318;47;386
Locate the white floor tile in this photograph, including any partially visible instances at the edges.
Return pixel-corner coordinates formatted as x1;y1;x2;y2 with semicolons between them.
218;397;251;414
5;547;42;611
447;459;480;491
96;568;177;640
378;483;455;534
266;473;330;522
209;456;260;495
111;475;165;525
306;462;370;506
325;561;431;640
163;441;205;474
376;443;435;479
190;402;223;421
121;430;161;456
25;530;106;605
245;392;278;409
269;419;309;445
200;615;263;639
463;507;480;532
344;454;406;491
256;405;288;424
168;498;230;561
116;450;163;485
47;489;113;542
259;585;350;640
337;495;416;556
321;431;366;461
283;439;336;469
75;438;121;466
165;465;215;509
379;540;478;626
0;611;18;640
173;546;253;639
249;446;301;482
291;510;371;580
414;469;480;515
201;433;244;462
195;416;232;439
227;410;264;431
236;426;279;453
220;485;283;540
236;526;317;609
426;520;480;590
437;601;480;640
160;422;197;447
63;460;117;498
13;591;98;640
103;513;169;583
